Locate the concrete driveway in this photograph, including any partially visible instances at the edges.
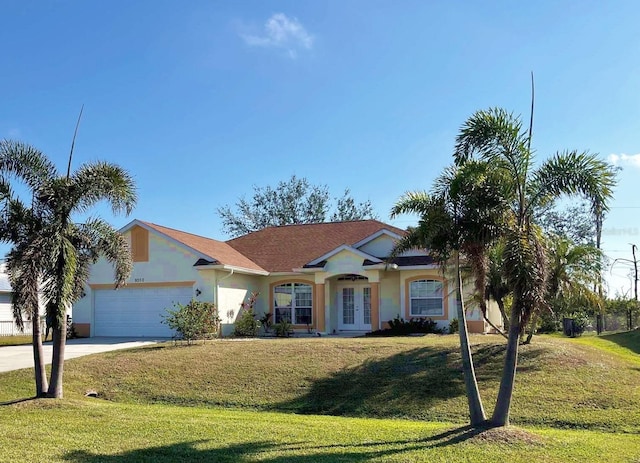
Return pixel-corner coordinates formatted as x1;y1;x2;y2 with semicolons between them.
0;337;165;373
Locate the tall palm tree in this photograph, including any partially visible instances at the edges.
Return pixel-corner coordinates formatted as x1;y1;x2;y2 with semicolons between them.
390;161;508;426
0;141;60;396
0;139;136;398
454;108;616;426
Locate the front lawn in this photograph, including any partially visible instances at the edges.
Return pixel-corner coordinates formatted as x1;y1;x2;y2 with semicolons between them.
2;334;639;432
2;333;639;461
1;399;639;463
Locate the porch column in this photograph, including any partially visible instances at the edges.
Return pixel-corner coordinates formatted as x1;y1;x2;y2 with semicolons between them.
370;282;380;332
315;283;325;332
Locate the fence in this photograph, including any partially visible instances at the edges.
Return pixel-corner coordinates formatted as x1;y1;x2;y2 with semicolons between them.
0;320;45;337
588;312;638;335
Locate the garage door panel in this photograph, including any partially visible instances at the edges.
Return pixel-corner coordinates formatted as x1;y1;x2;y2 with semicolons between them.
94;286;193;337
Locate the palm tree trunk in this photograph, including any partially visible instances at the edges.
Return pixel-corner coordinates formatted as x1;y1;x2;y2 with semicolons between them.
491;302;521;426
455;252;487;426
47;319;67;398
31;312;48;397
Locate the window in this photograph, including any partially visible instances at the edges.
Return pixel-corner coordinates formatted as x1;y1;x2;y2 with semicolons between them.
409;279;443;316
273;283;313;325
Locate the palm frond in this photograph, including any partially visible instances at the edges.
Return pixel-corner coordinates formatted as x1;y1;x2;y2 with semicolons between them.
503;227;548;329
527;151;617;216
0;139;57;190
70;161;137;216
43;235;78;328
390;191;431;218
6;243;44;330
453;108;531;175
75;217;133;289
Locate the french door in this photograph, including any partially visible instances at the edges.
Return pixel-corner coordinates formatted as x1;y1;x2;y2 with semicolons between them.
338;284;372;330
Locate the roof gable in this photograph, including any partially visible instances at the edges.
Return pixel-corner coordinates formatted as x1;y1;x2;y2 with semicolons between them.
120;220;265;273
305;245;383;268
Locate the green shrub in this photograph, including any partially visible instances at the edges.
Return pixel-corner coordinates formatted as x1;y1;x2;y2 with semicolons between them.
569;311;590;337
162;300;220;344
259;312;273;333
273;319;293;337
368;315;443;336
448;318;459;334
537;311;561;333
233;292;261;337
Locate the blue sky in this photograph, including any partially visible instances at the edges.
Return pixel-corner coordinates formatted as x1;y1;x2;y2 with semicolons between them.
1;1;639;296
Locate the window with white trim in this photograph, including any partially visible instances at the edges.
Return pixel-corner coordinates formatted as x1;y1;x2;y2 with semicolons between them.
409;279;444;316
273;283;313;325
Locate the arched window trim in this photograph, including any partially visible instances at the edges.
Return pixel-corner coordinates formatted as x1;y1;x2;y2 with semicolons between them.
272;281;314;326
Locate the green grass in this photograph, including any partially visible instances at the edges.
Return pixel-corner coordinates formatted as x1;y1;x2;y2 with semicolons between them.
0;335;33;346
1;399;639;463
567;329;640;365
1;333;639;461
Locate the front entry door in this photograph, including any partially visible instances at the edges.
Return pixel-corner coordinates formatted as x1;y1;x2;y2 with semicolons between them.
338;285;372;331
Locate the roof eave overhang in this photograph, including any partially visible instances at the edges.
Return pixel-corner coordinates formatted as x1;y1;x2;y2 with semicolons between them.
363;263;399;270
195;264;269;276
291;267;323;273
394;264;441;271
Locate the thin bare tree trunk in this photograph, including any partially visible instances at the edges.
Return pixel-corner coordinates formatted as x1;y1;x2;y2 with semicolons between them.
491;302;521;426
496;298;509;331
31;312;48;397
483;313;508;339
47;319;67;398
523;310;539;345
455;252;487;426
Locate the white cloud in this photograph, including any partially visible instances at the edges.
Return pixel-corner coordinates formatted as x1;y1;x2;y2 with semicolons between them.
608;153;640;169
240;13;313;58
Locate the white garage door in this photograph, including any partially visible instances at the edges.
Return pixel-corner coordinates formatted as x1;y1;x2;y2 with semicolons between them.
94;286;193;337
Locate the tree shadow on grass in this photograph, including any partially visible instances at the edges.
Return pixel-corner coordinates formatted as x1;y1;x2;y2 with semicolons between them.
0;396;36;406
600;329;640;355
276;347;465;417
62;426;498;463
274;343;546;419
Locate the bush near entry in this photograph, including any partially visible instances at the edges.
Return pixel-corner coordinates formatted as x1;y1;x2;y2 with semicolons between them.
162;300;220;344
367;316;443;336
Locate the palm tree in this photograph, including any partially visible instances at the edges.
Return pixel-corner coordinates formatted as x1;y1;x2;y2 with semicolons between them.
454;108;616;427
523;235;603;343
0;139;136;398
0;141;60;396
390;161;508;426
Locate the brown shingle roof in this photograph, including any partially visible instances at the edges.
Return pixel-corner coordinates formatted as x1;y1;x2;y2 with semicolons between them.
226;220;405;272
140;221;266;273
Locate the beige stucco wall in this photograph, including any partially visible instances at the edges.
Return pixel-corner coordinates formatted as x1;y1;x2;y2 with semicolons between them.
73;230;208;335
379;271;401;326
216;271;263;336
322;250;370;278
358;234;395;257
